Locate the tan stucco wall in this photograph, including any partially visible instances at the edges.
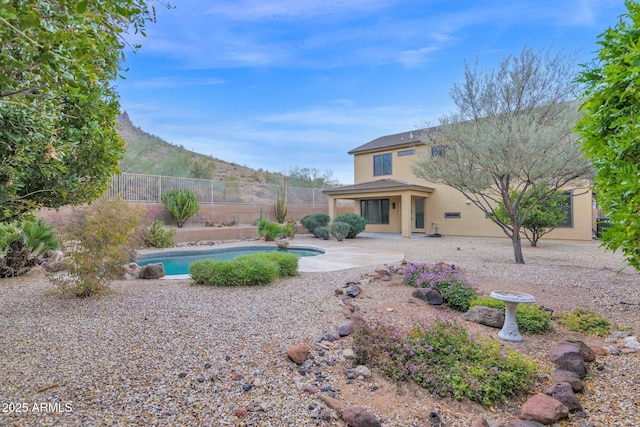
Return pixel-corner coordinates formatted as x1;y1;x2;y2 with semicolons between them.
350;147;593;241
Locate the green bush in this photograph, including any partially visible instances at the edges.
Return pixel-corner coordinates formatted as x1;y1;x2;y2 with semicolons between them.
0;219;59;257
333;213;366;238
281;219;297;239
256;219;283;241
190;256;279;286
300;213;330;234
403;263;477;311
314;226;330;240
353;317;538;407
236;251;299;277
161;189;200;228
50;197;144;297
330;221;350;241
558;308;612;336
143;220;175;248
470;297;552;334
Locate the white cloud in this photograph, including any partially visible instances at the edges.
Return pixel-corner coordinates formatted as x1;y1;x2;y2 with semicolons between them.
128;77;228;89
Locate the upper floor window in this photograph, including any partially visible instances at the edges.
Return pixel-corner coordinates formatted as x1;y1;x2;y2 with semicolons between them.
397;149;415;157
373;153;392;176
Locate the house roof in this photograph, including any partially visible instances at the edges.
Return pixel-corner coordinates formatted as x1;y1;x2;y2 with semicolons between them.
323;178;435;195
348;130;425;154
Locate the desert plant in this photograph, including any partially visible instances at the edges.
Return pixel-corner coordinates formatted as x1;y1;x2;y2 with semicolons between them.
300;213;330;235
143;220;175;248
403;262;477;311
314;226;330;240
558;308;612;336
189;256;279;286
161;189;200;228
353;317;538;406
0;219;59;278
236;251;299;277
281;219;297;239
50;197;144;297
274;177;288;223
333;213;366;238
256;219;283;241
470;296;552;334
330;221;351;241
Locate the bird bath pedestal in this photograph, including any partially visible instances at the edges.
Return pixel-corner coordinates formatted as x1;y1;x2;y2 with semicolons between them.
490;290;535;342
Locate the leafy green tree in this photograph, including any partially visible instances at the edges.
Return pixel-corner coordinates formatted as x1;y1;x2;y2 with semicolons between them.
575;0;640;270
494;188;569;247
412;47;592;264
0;1;160;222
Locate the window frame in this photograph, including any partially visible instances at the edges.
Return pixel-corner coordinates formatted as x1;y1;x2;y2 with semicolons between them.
373;153;392;176
360;199;390;224
557;191;573;228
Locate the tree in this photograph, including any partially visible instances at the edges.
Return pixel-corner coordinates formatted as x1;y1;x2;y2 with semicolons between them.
575;0;640;271
288;167;339;188
494;187;569;247
0;1;160;222
412;47;592;264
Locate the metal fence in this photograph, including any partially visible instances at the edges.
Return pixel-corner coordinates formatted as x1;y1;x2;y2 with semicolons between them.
107;173;329;206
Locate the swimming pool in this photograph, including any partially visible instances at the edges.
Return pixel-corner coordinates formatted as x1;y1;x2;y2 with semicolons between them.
136;246;325;276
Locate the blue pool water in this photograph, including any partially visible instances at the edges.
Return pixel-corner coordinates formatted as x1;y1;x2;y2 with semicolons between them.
135;246;324;276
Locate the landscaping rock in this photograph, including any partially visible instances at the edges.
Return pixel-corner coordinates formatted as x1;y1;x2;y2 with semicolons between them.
462;306;505;328
343;406;382;427
505;421;545;427
549;343;587;378
550;369;583;392
337;321;357;337
354;365;371;378
412;288;444;305
123;262;141;279
471;417;490;427
544;382;582;411
520;393;569;424
286;343;310;365
560;339;596;362
623;336;640;350
139;262;165;279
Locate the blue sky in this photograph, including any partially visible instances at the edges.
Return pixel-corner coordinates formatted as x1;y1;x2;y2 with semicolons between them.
117;0;627;185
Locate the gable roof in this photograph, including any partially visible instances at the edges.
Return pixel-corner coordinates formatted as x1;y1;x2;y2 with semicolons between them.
348;129;425;154
322;178;434;195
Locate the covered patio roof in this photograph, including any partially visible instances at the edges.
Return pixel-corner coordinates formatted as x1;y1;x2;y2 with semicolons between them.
323;178;435;196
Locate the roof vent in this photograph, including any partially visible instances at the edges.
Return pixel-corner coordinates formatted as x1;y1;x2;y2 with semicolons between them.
410;132;414;138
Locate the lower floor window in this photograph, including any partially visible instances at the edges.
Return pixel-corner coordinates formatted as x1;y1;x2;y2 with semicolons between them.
360;199;390;224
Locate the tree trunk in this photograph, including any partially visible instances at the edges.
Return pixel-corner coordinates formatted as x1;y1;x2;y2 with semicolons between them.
511;231;525;264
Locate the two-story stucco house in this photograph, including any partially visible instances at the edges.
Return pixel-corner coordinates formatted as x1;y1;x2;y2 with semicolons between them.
324;129;593;240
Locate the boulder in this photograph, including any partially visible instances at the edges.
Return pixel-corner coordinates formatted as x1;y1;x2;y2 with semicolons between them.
139;262;165;279
544;382;582;411
123;262;141;280
412;288;444;305
559;340;596;362
521;393;569;424
343;406;382;427
462;306;505;328
550;369;583;393
549;343;587;378
286;343;310;365
337;321;357;337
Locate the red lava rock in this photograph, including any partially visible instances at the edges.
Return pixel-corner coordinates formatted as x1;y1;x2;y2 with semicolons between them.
471;417;490;427
590;346;608;356
521;393;569;424
302;385;320;394
235;406;248;418
286;343;310;365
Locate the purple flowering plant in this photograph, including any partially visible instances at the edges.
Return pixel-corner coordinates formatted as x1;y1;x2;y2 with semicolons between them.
403;262;478;311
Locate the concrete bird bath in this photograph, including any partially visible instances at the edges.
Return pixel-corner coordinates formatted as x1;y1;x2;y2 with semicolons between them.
490;290;536;342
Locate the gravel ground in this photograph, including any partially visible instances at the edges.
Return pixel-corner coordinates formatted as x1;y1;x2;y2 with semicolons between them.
0;235;638;427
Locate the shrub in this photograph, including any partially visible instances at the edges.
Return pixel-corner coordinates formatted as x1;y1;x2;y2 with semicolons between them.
256;219;283;241
333;213;366;238
353;317;538;406
236;251;299;277
190;256;279;286
314;226;330;240
161;189;200;228
330;221;351;241
403;263;477;311
143;220;175;248
50;197;144;297
300;213;330;234
558;308;612;336
470;297;552;334
281;219;297;239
